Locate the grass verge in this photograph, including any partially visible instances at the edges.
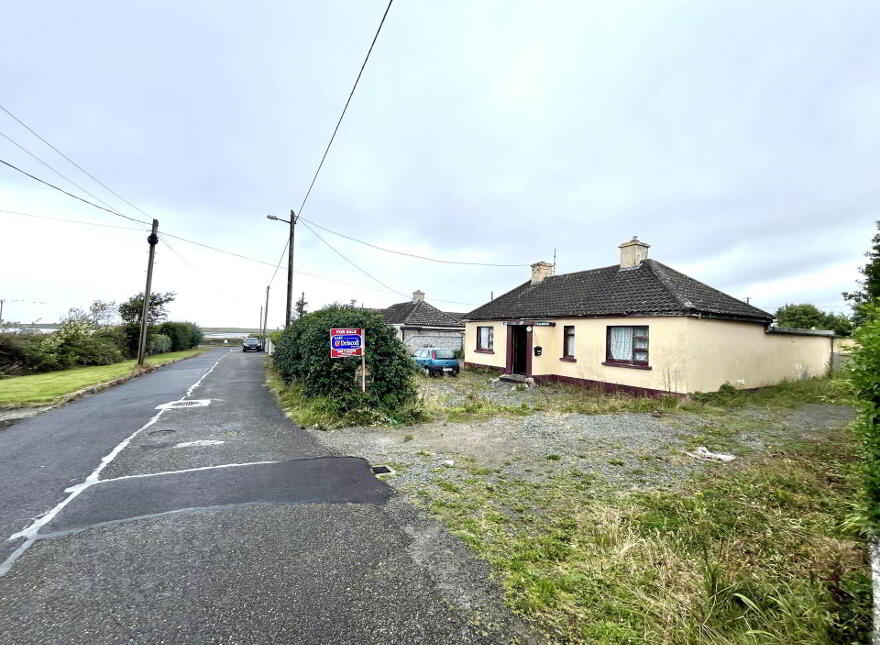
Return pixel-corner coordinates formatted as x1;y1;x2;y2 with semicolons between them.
411;426;870;644
0;349;207;407
267;367;427;429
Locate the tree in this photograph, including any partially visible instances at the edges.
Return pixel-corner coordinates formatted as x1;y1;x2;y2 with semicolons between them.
118;292;176;325
774;303;852;336
89;299;117;326
295;292;308;319
843;220;880;325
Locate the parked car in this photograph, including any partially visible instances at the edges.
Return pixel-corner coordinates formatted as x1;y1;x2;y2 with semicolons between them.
412;347;459;377
242;337;262;352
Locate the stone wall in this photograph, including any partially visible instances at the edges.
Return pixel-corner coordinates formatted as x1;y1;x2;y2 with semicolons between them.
401;328;463;352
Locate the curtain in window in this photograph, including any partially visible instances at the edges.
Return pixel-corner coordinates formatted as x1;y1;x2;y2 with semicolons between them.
609;327;633;360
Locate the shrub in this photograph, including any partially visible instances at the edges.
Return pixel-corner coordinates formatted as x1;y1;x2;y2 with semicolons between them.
148;333;172;355
36;320;123;369
158;321;202;351
848;302;880;532
273;305;417;416
0;333;46;375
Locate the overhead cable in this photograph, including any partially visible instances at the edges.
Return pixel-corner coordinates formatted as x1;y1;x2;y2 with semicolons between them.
299;215;528;267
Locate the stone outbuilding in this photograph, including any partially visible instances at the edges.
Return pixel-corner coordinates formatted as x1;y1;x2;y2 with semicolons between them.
380;291;465;353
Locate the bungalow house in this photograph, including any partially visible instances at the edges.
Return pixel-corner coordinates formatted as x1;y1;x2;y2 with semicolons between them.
463;237;836;395
380;291;465;353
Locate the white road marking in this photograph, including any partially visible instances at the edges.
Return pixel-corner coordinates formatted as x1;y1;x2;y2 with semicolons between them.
94;460;280;485
174;439;225;448
0;349;231;577
155;399;212;410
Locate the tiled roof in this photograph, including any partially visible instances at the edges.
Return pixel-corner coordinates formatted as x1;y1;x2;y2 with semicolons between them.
381;300;465;328
464;259;772;323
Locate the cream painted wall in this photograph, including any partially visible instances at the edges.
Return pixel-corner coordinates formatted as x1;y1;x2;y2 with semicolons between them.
466;317;691;393
464;322;506;369
465;316;833;394
685;318;832;391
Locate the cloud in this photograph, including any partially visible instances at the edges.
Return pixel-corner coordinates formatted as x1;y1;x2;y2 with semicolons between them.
1;0;878;327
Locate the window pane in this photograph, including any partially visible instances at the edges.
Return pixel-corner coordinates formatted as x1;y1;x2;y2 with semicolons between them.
634;326;648;336
633;350;648;362
488;327;493;349
609;327;634;360
633;338;648;350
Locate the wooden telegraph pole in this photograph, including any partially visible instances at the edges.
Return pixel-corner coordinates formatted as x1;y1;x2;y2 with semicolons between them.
263;285;270;351
136;219;159;367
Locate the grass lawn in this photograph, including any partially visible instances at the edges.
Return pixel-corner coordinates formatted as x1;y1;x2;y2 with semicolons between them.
0;349;207;407
403;378;871;644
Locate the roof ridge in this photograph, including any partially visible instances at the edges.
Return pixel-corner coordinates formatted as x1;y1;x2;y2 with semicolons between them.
648;259;772;318
644;259;694;311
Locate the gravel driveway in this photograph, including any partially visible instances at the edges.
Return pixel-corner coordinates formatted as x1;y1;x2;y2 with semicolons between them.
305;374;856;497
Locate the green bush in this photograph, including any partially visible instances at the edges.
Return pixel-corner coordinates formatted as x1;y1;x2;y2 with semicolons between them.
148;333;172;355
273;305;417;416
0;333;47;375
848;302;880;532
158;321;202;351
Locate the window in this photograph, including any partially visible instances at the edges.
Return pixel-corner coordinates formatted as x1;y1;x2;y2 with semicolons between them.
476;326;494;352
606;326;649;366
563;325;575;358
434;349;455;359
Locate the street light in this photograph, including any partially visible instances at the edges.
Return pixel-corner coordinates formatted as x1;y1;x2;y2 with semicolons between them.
266;210;298;327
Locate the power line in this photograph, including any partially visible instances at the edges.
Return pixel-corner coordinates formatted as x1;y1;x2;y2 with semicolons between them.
298;215;528;267
0;129;128;215
0;208;147;232
300;219;408;298
0;157;150;226
268;0;393;288
0;104;154;221
294;0;394;219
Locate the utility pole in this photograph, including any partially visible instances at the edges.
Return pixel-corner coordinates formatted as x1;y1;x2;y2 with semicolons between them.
286;209;297;327
136;219;159;367
259;305;263;346
266;210;298;328
263;285;270;351
0;299;4;324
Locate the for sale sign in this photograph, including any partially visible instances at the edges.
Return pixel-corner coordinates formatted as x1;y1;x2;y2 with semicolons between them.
330;328;364;358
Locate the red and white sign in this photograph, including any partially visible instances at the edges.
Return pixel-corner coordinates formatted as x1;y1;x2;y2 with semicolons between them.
330;328;364;358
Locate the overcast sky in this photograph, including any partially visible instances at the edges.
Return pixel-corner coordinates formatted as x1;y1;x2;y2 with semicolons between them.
1;1;878;328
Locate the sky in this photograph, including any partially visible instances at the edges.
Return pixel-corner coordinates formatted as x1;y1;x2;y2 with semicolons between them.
1;0;878;328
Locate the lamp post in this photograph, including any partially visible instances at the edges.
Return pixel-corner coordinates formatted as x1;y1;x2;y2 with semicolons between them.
267;210;298;327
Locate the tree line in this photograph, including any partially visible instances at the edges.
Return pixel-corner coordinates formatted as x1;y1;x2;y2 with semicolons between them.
0;292;201;376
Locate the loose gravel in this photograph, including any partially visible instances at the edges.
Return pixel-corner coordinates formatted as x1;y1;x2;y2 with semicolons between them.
305;376;856;497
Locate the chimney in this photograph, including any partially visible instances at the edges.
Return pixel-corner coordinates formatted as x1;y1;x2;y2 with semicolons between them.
619;236;650;268
530;261;554;285
412;290;425;302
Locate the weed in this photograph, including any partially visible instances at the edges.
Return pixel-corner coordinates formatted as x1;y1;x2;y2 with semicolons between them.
415;425;869;644
546;454;561;461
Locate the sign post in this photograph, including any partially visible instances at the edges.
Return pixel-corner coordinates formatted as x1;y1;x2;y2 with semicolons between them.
330;328;366;393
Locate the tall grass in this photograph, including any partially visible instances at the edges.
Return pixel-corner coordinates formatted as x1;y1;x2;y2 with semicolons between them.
414;428;871;644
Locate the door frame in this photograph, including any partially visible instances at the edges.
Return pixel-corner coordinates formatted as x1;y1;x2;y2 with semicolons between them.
506;324;533;376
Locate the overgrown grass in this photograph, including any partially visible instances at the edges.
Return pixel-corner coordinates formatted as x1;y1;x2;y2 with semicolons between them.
0;349;206;407
419;370;852;425
267;368;428;429
412;428;870;644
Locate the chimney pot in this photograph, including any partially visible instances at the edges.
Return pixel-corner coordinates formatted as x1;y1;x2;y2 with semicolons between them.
618;236;650;268
530;261;554;285
412;290;425;302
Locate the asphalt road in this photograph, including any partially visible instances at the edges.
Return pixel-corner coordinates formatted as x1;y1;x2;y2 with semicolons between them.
0;349;531;644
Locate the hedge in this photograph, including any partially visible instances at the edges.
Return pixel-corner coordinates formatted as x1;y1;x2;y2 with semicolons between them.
273;305;417;414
